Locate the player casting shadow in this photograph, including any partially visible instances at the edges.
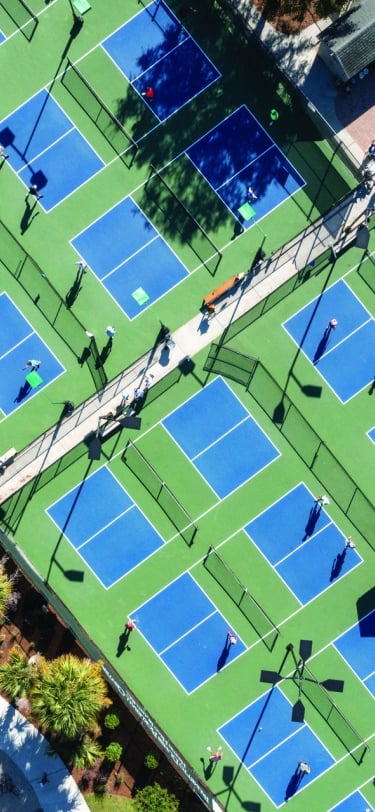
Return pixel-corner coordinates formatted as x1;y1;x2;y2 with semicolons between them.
20;199;39;235
116;627;132;657
78;346;91;367
330;549;346;582
199;756;218;781
217;636;232;672
96;338;113;368
303;502;321;540
14;381;31;403
65;267;86;308
284;765;306;802
313;326;331;364
368;377;375;395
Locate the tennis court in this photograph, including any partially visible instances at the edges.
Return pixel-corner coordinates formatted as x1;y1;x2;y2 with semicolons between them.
0;1;373;812
162;376;280;498
71;196;188;317
102;0;221;124
0;89;104;210
186;105;305;227
284;279;375;401
134;572;246;693
47;466;165;587
220;686;334;806
244;483;362;604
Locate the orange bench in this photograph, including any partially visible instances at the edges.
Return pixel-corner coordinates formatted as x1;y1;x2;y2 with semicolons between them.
203;273;245;308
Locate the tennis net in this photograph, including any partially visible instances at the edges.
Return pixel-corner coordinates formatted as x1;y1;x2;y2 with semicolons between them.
61;60;139;167
122;441;197;546
296;663;369;764
146;164;222;273
204;546;279;650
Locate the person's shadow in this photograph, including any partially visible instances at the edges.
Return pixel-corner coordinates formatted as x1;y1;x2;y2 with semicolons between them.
284;766;304;801
199;757;215;780
313;327;330;364
14;381;31;403
116;627;132;657
217;637;231;672
330;549;346;581
303;502;320;540
20;199;39;235
65;268;85;309
96;338;113;368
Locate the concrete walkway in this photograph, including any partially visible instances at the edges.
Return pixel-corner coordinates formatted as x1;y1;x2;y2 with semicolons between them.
0;696;89;812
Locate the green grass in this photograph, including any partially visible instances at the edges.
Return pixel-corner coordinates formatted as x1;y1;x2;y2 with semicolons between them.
86;794;134;811
0;2;373;812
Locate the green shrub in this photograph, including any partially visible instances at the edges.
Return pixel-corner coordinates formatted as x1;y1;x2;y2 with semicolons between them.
103;712;120;730
105;742;123;763
144;753;159;770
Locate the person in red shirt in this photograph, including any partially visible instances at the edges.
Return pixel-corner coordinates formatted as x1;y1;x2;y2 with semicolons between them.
142;87;154;100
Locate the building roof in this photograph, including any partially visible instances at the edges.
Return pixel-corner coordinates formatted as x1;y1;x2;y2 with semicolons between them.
319;0;375;80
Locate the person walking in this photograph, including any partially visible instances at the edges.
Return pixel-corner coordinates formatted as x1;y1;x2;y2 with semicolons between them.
0;145;9;160
23;359;41;371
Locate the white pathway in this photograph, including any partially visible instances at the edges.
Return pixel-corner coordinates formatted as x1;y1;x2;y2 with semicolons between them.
0;696;89;812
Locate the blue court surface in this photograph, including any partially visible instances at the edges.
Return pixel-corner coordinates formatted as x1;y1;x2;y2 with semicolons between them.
368;426;375;444
334;609;375;697
0;31;5;45
162;377;280;498
219;686;334;806
245;483;362;604
0;89;103;210
102;0;220;123
72;196;188;318
329;791;374;812
186;105;304;228
47;467;164;588
284;279;375;402
133;572;246;692
0;292;64;415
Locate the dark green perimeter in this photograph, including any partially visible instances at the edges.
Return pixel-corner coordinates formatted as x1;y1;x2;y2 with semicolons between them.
2;239;374;812
0;0;359;452
0;2;373;812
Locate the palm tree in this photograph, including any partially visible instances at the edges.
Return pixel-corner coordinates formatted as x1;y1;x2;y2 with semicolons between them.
0;645;36;700
31;655;111;740
51;734;104;769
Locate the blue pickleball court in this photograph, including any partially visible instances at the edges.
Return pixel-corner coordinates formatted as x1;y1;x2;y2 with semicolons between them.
329;792;374;812
219;686;334;806
162;377;280;498
335;609;375;697
134;572;246;692
0;89;103;210
0;292;64;415
102;0;220;123
186;105;305;228
47;467;164;587
284;279;375;401
245;483;362;604
71;196;188;317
